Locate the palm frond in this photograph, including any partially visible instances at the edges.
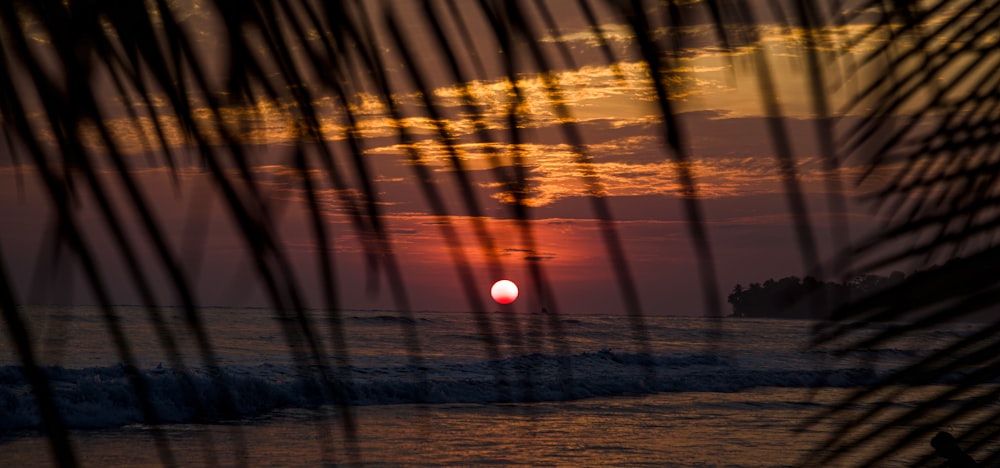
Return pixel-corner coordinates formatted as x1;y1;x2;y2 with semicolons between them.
2;0;999;466
808;0;1000;464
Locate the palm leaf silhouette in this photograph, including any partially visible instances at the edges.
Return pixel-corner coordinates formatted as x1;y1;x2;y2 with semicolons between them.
0;0;996;466
806;0;1000;465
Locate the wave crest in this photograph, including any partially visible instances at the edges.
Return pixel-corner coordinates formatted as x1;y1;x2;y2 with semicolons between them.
0;349;877;430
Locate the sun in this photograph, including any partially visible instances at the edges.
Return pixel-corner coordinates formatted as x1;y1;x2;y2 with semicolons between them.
490;279;518;305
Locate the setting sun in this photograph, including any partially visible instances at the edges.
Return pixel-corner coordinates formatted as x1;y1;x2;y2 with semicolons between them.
490;279;518;305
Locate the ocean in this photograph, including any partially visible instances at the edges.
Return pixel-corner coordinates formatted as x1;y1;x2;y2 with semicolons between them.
0;306;992;466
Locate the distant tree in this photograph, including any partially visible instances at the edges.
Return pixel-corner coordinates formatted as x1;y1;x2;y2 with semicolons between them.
727;273;919;319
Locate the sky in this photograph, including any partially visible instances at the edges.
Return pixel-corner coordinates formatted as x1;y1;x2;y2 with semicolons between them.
0;0;961;315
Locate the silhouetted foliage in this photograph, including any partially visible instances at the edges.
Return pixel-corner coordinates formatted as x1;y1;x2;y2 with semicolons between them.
1;0;999;466
731;256;1000;325
728;273;906;319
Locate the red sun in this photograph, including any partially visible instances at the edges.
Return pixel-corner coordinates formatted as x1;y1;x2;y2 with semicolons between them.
490;279;518;305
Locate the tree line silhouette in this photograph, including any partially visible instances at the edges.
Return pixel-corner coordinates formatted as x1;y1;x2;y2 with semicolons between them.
729;255;1000;322
727;273;905;319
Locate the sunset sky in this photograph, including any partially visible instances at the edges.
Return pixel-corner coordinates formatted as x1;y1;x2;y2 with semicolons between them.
0;1;956;315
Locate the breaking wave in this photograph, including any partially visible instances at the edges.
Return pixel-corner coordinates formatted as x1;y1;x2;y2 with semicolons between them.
0;349;880;430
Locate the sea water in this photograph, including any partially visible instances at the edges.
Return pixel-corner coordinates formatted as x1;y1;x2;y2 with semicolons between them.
0;306;992;466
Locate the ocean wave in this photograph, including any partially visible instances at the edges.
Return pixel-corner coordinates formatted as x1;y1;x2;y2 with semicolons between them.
0;349;880;430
